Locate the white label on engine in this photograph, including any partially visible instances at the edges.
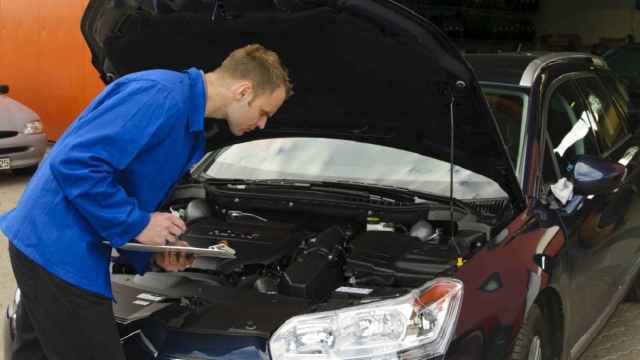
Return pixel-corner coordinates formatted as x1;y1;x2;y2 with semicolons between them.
137;293;164;302
133;300;151;306
335;286;373;295
366;223;394;232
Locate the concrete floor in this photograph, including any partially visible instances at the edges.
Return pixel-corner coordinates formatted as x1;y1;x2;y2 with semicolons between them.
0;173;639;359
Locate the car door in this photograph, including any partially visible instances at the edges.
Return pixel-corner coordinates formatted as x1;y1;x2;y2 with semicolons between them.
539;75;621;348
574;75;640;292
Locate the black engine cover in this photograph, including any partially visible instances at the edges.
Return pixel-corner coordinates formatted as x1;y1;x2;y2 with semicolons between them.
181;217;299;272
279;226;345;301
346;231;455;286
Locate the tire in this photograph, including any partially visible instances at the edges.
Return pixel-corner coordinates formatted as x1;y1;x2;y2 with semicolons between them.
510;304;553;360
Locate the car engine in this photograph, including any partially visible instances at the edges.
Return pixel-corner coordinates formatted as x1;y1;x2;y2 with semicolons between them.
130;197;488;304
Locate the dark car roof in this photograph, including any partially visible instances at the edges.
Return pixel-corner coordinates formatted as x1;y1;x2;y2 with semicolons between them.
465;52;607;87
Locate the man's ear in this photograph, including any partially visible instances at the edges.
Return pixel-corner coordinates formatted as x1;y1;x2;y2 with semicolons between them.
231;81;254;101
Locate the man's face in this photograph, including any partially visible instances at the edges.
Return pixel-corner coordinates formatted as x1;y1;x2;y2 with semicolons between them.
226;86;286;136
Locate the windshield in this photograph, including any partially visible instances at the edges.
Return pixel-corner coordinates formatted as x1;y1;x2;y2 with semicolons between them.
482;86;529;178
202;138;507;200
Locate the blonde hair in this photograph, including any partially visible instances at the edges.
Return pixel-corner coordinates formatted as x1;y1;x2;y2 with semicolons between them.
219;44;293;98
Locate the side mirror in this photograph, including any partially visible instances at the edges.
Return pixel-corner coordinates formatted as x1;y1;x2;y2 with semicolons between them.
0;84;8;95
572;155;626;195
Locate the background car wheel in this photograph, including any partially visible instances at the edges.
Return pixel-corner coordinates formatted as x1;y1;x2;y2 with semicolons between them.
510;304;553;360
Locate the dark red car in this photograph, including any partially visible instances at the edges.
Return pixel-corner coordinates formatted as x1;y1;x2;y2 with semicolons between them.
5;1;640;360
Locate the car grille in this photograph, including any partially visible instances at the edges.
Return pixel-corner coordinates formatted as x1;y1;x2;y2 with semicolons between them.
0;131;18;139
0;146;29;155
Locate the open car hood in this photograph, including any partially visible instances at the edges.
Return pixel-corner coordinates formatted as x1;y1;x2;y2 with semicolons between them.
81;0;525;207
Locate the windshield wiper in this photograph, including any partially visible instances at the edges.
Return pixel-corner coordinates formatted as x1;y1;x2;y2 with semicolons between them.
326;180;476;214
208;178;474;212
208;178;402;204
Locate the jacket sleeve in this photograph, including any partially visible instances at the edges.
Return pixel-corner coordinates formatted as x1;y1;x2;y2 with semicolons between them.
117;250;153;275
49;80;179;248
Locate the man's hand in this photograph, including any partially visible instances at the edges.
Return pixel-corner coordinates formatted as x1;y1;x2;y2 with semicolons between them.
153;240;195;272
136;212;186;245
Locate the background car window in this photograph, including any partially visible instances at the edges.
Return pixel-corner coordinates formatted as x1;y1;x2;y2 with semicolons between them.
575;77;628;151
482;89;527;170
546;81;598;176
204;138;508;200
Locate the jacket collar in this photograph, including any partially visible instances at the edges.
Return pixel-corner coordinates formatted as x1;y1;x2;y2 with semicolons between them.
186;67;206;133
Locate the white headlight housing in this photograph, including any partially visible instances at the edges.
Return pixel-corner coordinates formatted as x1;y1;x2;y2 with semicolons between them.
269;278;463;360
24;120;43;134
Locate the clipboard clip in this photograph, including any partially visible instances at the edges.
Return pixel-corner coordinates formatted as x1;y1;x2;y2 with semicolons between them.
170;207;185;220
208;240;236;256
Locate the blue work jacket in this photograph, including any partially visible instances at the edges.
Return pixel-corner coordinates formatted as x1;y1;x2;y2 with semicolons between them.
0;68;207;298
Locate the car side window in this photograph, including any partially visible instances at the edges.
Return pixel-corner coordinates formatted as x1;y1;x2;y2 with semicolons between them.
575;77;628;152
599;71;630;117
545;80;599;177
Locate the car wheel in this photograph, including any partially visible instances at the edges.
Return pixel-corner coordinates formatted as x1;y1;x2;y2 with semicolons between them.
509;304;553;360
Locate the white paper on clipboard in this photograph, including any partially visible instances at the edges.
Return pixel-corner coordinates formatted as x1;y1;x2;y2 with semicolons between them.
103;241;236;259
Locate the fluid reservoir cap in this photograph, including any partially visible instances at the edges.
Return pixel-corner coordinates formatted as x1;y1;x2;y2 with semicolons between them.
185;198;213;223
410;220;434;241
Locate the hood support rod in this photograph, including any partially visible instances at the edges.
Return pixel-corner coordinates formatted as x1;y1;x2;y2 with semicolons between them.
449;88;463;262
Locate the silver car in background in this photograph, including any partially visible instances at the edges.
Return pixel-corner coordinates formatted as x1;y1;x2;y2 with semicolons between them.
0;85;47;173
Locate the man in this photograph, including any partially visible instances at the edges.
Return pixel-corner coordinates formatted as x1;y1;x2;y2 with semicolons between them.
0;44;292;360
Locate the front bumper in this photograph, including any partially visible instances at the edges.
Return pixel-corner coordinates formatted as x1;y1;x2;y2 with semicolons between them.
3;301;483;360
3;278;484;360
121;329;269;360
0;132;47;169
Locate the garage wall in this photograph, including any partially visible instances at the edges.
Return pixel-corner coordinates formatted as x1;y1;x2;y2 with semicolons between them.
1;1;638;140
0;0;104;140
535;0;639;46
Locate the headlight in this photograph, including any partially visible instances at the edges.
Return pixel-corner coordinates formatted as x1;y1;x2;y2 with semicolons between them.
269;278;463;360
24;120;43;134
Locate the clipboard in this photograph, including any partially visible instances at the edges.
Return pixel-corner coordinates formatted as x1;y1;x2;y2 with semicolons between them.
103;241;236;259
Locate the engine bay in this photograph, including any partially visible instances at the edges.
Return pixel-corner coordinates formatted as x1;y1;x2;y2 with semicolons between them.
112;187;490;308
